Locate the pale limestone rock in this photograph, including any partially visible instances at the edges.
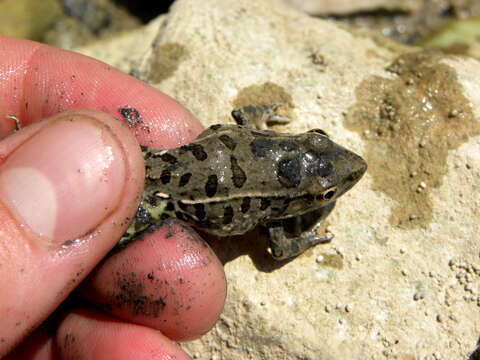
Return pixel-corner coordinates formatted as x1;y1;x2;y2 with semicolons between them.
281;0;421;15
77;0;480;358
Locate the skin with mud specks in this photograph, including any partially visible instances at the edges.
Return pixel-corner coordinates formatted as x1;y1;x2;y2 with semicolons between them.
123;104;367;260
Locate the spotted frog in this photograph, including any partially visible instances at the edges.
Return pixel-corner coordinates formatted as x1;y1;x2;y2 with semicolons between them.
123;104;367;260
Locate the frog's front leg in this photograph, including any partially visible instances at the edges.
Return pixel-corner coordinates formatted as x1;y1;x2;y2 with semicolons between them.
231;103;291;130
267;204;335;260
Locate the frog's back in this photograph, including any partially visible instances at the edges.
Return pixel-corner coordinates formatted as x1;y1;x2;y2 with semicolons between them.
143;124;366;235
146;126;296;197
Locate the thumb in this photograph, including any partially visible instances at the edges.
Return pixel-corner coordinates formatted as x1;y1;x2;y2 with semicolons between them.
0;110;144;355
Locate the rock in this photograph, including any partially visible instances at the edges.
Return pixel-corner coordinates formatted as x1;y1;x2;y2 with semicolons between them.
45;0;141;50
0;0;140;49
77;0;480;358
281;0;420;15
420;16;480;59
0;0;63;40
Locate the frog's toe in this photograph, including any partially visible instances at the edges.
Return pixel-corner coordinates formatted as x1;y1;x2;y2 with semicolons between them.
268;225;334;260
231;103;291;130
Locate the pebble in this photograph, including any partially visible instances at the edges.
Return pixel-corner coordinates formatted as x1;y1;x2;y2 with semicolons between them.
448;109;461;117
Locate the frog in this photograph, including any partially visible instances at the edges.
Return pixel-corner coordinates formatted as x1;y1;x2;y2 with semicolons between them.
122;103;367;260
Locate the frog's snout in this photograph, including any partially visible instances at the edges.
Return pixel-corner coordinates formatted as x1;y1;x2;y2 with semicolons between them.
339;151;367;195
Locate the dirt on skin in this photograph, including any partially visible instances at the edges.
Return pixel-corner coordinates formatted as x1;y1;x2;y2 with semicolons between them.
345;51;480;229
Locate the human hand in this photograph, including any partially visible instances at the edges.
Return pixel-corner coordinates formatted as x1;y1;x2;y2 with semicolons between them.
0;36;226;359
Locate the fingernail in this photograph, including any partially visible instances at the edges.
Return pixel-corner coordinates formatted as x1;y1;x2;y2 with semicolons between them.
0;115;127;246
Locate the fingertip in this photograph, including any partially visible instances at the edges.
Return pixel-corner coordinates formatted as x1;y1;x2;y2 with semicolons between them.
0;109;145;354
82;220;227;341
56;308;192;360
0;109;144;246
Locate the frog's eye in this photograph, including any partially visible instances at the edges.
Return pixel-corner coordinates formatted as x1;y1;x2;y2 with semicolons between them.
308;129;329;137
317;186;337;201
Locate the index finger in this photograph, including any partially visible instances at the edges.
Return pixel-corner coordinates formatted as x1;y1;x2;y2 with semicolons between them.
0;35;203;147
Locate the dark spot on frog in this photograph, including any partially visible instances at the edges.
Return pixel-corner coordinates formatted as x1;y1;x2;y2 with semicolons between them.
304;153;333;177
230;155;247;188
205;174;218;197
307;128;329;137
210;124;222;131
160;169;171;184
279;140;299;152
147;272;155;280
260;198;271;210
277;156;302;188
241;197;251;213
250;137;274;157
119;107;143;128
181;143;208;161
177;201;189;211
223;206;234;225
165;201;175;211
270;204;286;217
160;153;178;164
175;211;187;221
179;173;192;187
282;197;294;207
219;134;237;150
194;203;206;220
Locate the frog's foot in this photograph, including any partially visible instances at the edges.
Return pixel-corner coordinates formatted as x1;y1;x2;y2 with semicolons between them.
267;221;334;260
231;103;291;130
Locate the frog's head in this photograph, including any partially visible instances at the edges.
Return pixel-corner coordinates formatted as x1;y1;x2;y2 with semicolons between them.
277;129;367;205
